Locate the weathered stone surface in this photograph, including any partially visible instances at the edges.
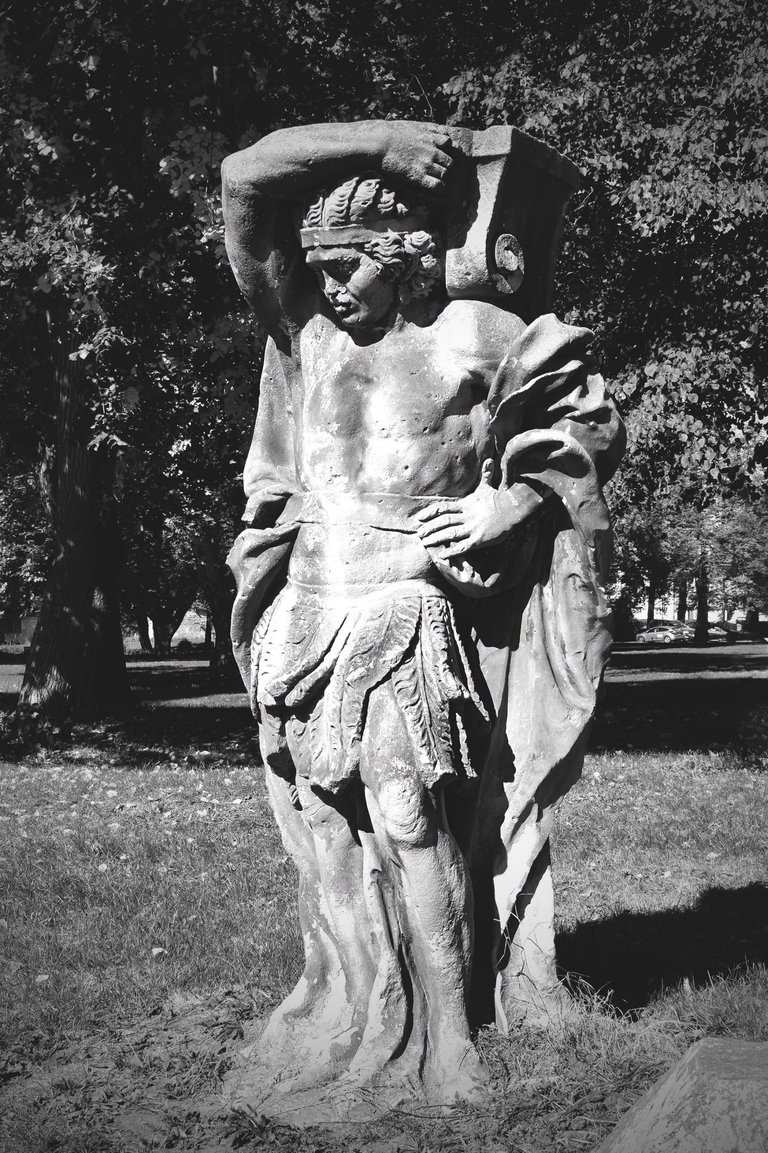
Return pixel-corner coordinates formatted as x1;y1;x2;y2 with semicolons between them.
595;1038;768;1153
220;118;624;1121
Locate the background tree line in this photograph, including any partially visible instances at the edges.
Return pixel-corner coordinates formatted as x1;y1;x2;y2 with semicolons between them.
1;0;766;726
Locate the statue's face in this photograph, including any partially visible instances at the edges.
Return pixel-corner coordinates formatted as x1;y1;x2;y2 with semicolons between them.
306;246;397;329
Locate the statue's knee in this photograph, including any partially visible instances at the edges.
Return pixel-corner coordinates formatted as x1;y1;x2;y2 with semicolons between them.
300;786;337;834
377;776;434;849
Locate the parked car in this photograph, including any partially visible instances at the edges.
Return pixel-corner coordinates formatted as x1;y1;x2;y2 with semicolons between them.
708;623;730;638
663;621;695;640
636;625;682;645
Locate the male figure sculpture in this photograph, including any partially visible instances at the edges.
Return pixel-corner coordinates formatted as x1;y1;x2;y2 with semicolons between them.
222;121;624;1121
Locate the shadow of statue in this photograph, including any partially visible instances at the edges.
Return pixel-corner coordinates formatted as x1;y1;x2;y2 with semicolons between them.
556;882;768;1012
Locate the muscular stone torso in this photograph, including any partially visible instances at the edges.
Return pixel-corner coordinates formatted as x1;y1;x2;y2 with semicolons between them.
296;305;502;498
281;301;524;589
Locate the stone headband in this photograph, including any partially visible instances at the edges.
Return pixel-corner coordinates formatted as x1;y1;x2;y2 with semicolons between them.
300;218;425;249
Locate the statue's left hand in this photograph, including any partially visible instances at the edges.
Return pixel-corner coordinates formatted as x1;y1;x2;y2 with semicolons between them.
379;122;454;196
416;460;523;559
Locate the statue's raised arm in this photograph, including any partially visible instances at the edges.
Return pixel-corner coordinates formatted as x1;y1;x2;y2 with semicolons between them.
221;121;454;338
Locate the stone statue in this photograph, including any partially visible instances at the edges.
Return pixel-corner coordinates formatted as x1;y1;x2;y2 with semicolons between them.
221;121;625;1123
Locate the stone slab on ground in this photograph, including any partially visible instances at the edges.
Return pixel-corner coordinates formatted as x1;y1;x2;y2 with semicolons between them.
594;1037;768;1153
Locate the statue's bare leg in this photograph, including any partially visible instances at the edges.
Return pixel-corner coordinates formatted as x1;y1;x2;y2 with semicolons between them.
290;773;377;1064
229;765;351;1105
226;763;352;1116
357;679;487;1102
261;766;343;1030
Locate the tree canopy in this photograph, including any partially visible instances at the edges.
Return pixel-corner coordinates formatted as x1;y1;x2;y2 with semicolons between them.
445;0;768;498
2;0;766;722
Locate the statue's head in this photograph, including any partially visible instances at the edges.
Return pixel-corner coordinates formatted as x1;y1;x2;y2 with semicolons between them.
300;177;442;329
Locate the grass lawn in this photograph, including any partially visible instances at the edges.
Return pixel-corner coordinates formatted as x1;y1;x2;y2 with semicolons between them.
1;666;767;1151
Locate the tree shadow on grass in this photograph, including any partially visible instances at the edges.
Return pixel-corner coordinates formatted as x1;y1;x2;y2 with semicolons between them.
557;883;768;1012
611;643;768;676
128;660;245;701
0;698;257;763
0;648;26;665
592;678;768;753
130;704;255;749
130;647;768;753
4;648;767;757
0;658;246;714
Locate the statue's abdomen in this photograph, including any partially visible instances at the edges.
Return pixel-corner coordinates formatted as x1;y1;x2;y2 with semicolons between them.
289;521;435;589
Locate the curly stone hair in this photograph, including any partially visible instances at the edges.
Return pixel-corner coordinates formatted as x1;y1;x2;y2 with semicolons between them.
302;176;443;303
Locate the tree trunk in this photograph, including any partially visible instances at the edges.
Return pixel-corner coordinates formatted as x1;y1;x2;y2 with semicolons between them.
17;312;129;725
646;582;657;627
694;561;709;645
150;609;174;658
149;595;193;658
171;601;192;637
676;577;688;621
193;524;236;677
82;504;130;716
136;613;153;654
208;589;236;677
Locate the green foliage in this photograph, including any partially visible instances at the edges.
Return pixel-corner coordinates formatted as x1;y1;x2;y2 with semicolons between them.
610;485;768;616
664;495;768;612
0;1;269;660
609;493;674;607
1;0;766;660
0;0;501;653
0;465;51;618
442;0;768;500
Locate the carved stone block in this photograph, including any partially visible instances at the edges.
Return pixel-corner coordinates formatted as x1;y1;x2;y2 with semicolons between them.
595;1038;768;1153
